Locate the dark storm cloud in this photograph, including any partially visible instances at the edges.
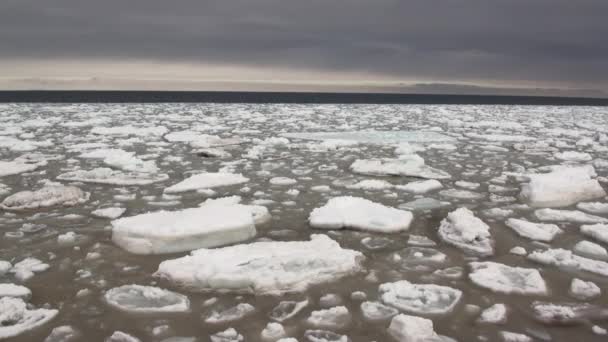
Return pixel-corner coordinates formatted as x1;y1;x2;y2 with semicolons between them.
1;0;608;89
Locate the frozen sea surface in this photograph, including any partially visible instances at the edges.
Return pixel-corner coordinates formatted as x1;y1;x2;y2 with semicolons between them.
0;103;608;341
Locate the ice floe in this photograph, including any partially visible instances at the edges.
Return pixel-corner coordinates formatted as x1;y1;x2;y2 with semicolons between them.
388;314;455;342
205;303;255;324
505;218;562;242
1;185;89;211
351;156;450;180
468;262;548;295
0;297;58;339
104;285;190;313
0;160;41;177
534;209;608;224
531;301;608;324
396;179;443;194
528;248;608;277
58;168;169;185
360;301;399;322
306;306;351;330
438;208;494;256
580;224;608;244
269;299;309;322
164;172;249;194
569;278;601;300
379;280;462;315
478;304;507;324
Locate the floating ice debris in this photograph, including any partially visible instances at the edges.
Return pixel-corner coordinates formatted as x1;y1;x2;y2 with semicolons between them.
478;304;507;324
466;133;535;142
269;177;297;186
103;285;190;313
574;240;607;258
164;172;249;194
303;330;348;342
361;236;392;250
554;151;592;162
0;297;58;339
347;179;394;190
569;278;601;300
534;209;608;223
577;202;608;215
438;208;494;256
112;206;256;254
499;331;532;342
92;207;127;219
581;224;608;244
360;301;399;322
0;160;41;177
80;148;159;173
269;299;309;322
0;261;12;276
408;235;437;247
92;125;168;137
0;284;31;299
0;185;89;211
306;306;351;330
351;156;451;180
309;196;413;233
155;235;364;295
505;218;562;242
510;247;527;256
10;257;50;282
210;328;244;342
468;262;547;295
528;248;608;277
204;303;255;324
396;180;443;194
58;168;169;185
199;196;271;225
388;314;455;342
379;280;462;315
399;198;450;211
283;131;454;144
439;189;484;200
44;325;81;342
531;301;608;325
519;167;606;208
390;247;447;270
319;294;342;308
261;322;287;341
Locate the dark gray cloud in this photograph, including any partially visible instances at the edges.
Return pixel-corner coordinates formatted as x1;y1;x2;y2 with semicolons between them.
1;0;608;92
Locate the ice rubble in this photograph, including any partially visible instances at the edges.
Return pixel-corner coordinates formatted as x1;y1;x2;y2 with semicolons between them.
111;206;257;254
155;235;364;295
80;148;159;173
306;306;351;329
360;301;399;322
580;224;608;244
164;172;249;194
519;166;606;208
308;196;414;233
396;180;443;194
0;297;58;339
57;168;169;185
103;285;190;313
0;160;41;177
534;209;608;223
379;280;462;315
283;131;454;144
388;314;455;342
351;156;450;180
468;262;548;295
528;248;608;277
569;278;601;300
0;185;89;211
91;125;168;136
530;301;608;324
438;208;494;256
505;218;562;242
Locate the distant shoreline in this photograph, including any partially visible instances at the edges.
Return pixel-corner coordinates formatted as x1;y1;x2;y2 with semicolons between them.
1;90;608;106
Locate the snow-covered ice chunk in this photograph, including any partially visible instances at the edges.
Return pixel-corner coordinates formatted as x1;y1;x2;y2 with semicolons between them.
0;284;31;299
112;206;256;254
528;248;608;277
303;330;347;342
478;304;507;324
164;172;249;194
1;185;89;211
309;196;413;233
200;196;271;225
573;240;607;258
505;218;562;242
554;151;592;162
351;156;450;180
347;179;393;190
388;314;454;342
210;328;243;342
92;207;127;219
306;306;351;330
10;258;50;282
58;168;169;185
0;160;41;177
531;301;608;325
438;208;494;256
269;299;309;322
569;278;601;300
104;285;190;313
468;262;547;295
499;331;532;342
520;167;606;207
396;180;443;194
155;235;364;295
0;297;58;339
204;303;255;324
581;224;608;244
379;280;462;315
269;177;297;186
44;325;81;342
360;301;398;322
80;148;159;173
534;209;608;224
261;322;287;341
577;202;608;215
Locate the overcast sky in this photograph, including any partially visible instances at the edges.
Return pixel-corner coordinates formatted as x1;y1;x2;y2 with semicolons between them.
1;0;607;96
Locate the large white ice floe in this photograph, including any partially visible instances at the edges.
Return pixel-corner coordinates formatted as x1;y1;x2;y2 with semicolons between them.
0;160;41;177
580;224;608;244
164;172;249;194
308;196;413;233
534;209;608;224
379;280;462;315
0;185;89;211
154;234;364;295
0;297;58;339
350;156;451;180
103;285;190;313
577;202;608;215
282;131;454;144
111;206;256;254
519;166;606;208
505;218;563;242
58;168;169;186
388;314;455;342
528;248;608;277
468;262;548;295
438;208;494;256
80;148;159;173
